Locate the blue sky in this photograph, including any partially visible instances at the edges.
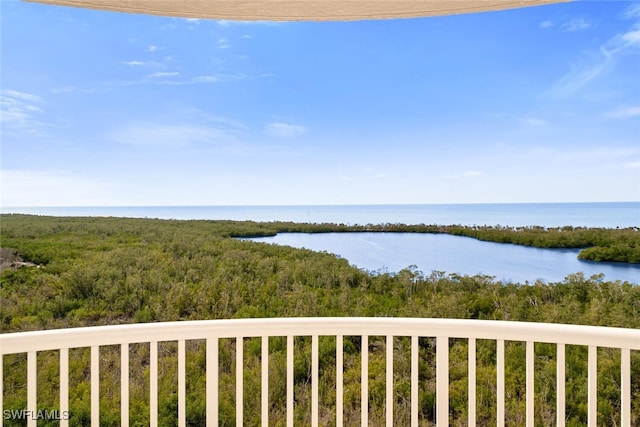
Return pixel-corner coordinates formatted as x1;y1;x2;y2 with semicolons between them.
1;1;639;206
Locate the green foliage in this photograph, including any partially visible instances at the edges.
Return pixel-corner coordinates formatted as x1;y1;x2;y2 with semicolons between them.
1;214;639;425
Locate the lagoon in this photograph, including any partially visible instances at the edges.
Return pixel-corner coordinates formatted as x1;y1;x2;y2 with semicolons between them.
248;232;640;284
6;202;638;283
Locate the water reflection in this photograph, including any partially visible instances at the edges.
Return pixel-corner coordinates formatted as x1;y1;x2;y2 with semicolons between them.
248;232;640;284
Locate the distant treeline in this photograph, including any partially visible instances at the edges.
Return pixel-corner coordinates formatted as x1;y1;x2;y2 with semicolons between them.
227;221;640;264
1;214;639;426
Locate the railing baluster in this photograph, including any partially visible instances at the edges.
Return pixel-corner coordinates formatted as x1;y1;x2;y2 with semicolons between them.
178;340;186;427
468;338;476;427
2;318;639;427
206;337;218;427
621;348;630;427
336;335;343;427
312;335;319;427
91;346;100;426
361;334;368;427
27;351;36;427
120;344;128;427
497;339;504;427
526;341;534;427
588;346;597;427
1;351;3;427
236;337;243;427
386;335;393;427
436;336;449;427
60;348;69;427
262;336;269;427
556;343;565;427
286;335;293;427
411;336;418;427
150;341;158;427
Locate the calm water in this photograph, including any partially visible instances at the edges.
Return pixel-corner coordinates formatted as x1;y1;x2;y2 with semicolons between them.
248;232;640;284
3;202;639;227
4;203;638;283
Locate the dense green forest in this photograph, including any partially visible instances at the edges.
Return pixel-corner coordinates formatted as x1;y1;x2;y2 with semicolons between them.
1;214;639;426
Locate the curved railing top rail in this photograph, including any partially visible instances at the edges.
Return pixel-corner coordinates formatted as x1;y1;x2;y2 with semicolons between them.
2;317;640;354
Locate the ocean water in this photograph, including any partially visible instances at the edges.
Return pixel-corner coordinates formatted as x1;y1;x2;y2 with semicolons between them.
4;203;638;283
3;202;639;227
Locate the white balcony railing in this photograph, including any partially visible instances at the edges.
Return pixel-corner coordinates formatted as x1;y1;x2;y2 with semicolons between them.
1;317;639;426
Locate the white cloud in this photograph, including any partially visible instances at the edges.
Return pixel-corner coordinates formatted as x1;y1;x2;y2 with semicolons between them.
180;18;202;30
218;38;231;49
540;20;553;28
147;45;159;52
544;46;614;98
176;73;248;84
119;59;165;70
561;18;591;32
111;72;249;86
185;109;249;131
605;105;640;119
109;123;232;148
193;75;222;83
0;170;116;207
621;28;640;47
627;161;640;169
0;89;48;137
543;9;640;98
622;3;640;19
523;117;548;126
2;90;41;103
444;170;486;180
216;20;280;27
264;122;306;137
148;71;180;78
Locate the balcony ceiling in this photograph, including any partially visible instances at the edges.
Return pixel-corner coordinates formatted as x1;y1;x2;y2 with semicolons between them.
25;0;570;21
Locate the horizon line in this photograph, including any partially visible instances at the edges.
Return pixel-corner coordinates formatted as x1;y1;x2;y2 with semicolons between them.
2;201;639;209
